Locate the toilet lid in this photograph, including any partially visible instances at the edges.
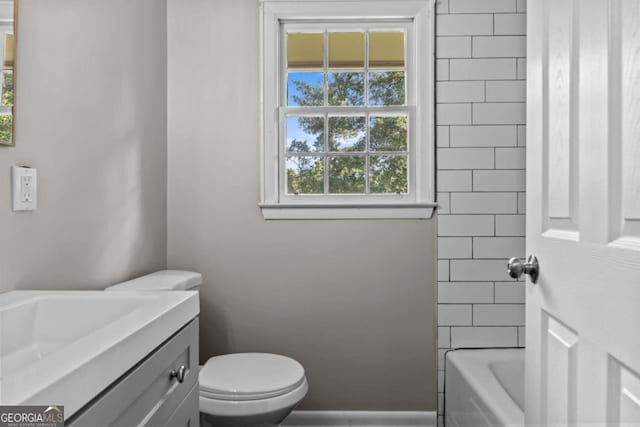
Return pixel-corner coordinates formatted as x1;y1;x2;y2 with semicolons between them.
199;353;306;401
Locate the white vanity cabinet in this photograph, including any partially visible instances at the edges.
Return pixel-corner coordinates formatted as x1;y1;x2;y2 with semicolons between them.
66;318;200;427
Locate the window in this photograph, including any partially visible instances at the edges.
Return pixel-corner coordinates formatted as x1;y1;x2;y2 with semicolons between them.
260;0;435;219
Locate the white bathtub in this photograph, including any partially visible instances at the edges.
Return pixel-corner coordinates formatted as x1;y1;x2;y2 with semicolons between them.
445;349;524;427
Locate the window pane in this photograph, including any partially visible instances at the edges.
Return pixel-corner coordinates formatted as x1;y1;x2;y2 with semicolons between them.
287;116;324;152
328;72;364;106
2;71;13;106
370;155;408;193
328;32;365;68
287;33;324;69
0;113;11;142
368;71;405;105
3;34;14;69
328;116;366;152
368;32;404;68
288;72;324;106
369;115;407;151
286;157;324;194
329;156;365;193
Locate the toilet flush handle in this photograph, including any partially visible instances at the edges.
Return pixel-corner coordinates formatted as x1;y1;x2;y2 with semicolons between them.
169;365;186;383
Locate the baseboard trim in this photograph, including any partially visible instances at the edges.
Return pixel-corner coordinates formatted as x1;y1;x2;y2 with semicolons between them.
281;410;437;426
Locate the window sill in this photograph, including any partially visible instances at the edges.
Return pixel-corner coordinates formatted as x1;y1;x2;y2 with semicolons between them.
259;203;437;220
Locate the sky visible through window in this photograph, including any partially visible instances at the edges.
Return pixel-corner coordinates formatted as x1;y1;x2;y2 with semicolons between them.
286;72;321;146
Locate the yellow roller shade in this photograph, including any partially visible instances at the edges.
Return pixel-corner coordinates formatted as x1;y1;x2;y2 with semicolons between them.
287;33;323;69
328;32;364;68
4;33;14;69
369;32;404;68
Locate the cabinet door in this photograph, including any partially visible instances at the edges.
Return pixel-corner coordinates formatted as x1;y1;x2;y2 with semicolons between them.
67;318;199;427
166;384;200;427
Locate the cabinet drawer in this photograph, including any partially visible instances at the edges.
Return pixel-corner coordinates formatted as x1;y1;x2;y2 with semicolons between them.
67;318;199;427
166;383;199;427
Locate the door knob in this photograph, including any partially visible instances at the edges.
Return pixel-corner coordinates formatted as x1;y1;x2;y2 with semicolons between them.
507;255;539;283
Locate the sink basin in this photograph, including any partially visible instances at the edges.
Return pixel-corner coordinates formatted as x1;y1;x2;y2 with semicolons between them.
0;290;199;418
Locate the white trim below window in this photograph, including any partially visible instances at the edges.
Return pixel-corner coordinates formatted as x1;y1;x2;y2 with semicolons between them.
259;0;435;220
259;203;437;220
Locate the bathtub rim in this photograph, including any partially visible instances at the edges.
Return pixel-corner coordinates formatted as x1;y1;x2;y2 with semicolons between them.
445;348;525;426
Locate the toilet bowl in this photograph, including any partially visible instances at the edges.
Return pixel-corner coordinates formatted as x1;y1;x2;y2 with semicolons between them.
199;353;308;427
106;270;308;426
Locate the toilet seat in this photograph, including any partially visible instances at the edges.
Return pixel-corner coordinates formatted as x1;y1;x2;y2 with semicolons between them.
198;353;308;417
199;353;305;400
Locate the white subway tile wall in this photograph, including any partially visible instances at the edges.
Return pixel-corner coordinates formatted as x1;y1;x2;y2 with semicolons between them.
517;124;527;146
450;326;518;347
485;81;526;102
495;214;526;236
438;237;473;258
496;147;527;168
517;326;526;346
494;14;527;35
436;81;486;102
450;192;518;214
437;192;451;214
438;304;473;326
437;103;472;125
449;0;515;14
437;259;450;281
437;170;473;192
438;214;495;236
472;36;526;57
436;0;449;14
450;259;514;281
436;14;494;36
472;236;525;258
517;58;527;80
438;282;494;303
436;0;526;422
436;59;450;81
472;169;525;191
450;58;517;80
450;125;517;147
472;102;526;124
438;148;495;169
495;281;525;303
436;37;472;58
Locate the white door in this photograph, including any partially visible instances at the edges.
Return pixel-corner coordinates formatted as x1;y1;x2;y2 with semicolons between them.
526;0;640;425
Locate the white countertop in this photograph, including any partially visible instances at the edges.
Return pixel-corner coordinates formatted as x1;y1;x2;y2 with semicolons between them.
0;290;199;418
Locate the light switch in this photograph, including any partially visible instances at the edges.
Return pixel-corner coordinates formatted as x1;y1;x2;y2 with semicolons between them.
12;166;37;211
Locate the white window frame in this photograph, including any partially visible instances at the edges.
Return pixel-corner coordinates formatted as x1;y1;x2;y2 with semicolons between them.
259;0;435;220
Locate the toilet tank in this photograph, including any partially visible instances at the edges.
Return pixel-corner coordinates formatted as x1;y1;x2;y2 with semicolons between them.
105;270;202;292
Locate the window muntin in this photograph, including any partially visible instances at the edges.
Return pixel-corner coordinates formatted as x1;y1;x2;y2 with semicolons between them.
282;24;411;197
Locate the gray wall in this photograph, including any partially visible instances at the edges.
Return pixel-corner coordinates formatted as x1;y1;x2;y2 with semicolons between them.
0;0;168;292
167;0;437;411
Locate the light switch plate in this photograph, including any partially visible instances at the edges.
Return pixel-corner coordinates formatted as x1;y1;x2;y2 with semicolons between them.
12;165;37;211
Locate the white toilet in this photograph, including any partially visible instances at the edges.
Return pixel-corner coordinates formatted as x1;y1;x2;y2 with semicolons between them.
106;270;308;426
